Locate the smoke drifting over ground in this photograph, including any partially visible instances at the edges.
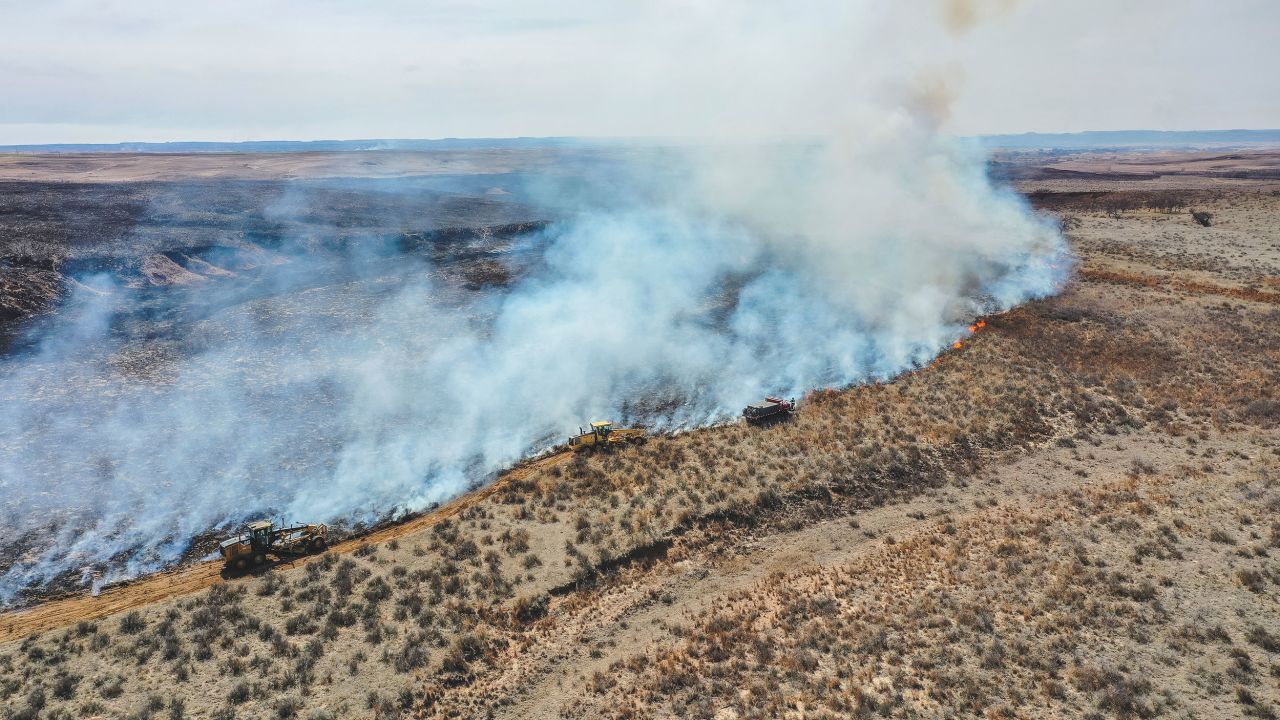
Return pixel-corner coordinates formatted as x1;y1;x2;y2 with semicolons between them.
0;139;1066;602
0;5;1069;601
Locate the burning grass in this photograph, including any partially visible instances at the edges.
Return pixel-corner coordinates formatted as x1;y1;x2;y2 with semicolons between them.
2;169;1280;719
0;301;1110;718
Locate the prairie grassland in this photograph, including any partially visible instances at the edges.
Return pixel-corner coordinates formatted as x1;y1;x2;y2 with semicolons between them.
2;176;1280;719
572;461;1280;719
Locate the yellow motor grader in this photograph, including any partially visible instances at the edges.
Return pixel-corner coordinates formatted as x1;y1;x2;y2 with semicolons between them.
568;421;646;451
219;519;329;571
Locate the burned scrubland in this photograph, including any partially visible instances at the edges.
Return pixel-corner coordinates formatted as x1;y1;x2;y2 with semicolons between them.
0;165;553;604
1;149;1279;719
0;141;1066;605
0;172;540;342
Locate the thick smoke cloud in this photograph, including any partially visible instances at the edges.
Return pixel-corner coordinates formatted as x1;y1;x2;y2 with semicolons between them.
0;3;1070;601
0;138;1066;601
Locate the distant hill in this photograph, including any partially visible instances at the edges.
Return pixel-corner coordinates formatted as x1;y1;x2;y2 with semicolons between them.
3;130;1279;154
0;137;586;154
978;129;1280;149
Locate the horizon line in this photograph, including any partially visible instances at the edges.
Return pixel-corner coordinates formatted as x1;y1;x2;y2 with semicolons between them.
2;128;1280;153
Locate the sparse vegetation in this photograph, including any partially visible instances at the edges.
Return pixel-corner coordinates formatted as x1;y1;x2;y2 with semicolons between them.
3;156;1279;719
119;611;146;635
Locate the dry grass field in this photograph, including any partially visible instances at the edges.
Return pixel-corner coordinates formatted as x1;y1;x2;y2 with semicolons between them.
2;149;1279;719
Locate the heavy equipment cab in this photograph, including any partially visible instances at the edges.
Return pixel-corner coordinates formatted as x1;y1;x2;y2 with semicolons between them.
588;421;613;442
246;520;273;550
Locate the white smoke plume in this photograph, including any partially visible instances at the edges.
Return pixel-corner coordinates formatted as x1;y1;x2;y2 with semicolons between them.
0;1;1068;601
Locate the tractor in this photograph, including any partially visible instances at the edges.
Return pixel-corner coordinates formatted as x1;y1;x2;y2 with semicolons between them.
219;519;329;571
568;421;646;451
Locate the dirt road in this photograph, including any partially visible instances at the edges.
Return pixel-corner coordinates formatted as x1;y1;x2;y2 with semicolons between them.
0;450;574;643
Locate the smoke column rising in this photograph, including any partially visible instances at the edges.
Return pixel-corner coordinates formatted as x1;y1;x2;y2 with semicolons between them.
0;2;1069;600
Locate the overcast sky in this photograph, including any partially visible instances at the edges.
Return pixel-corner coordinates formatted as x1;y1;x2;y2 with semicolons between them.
1;0;1276;144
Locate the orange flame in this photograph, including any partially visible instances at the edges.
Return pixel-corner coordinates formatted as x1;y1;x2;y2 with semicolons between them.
941;318;991;356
